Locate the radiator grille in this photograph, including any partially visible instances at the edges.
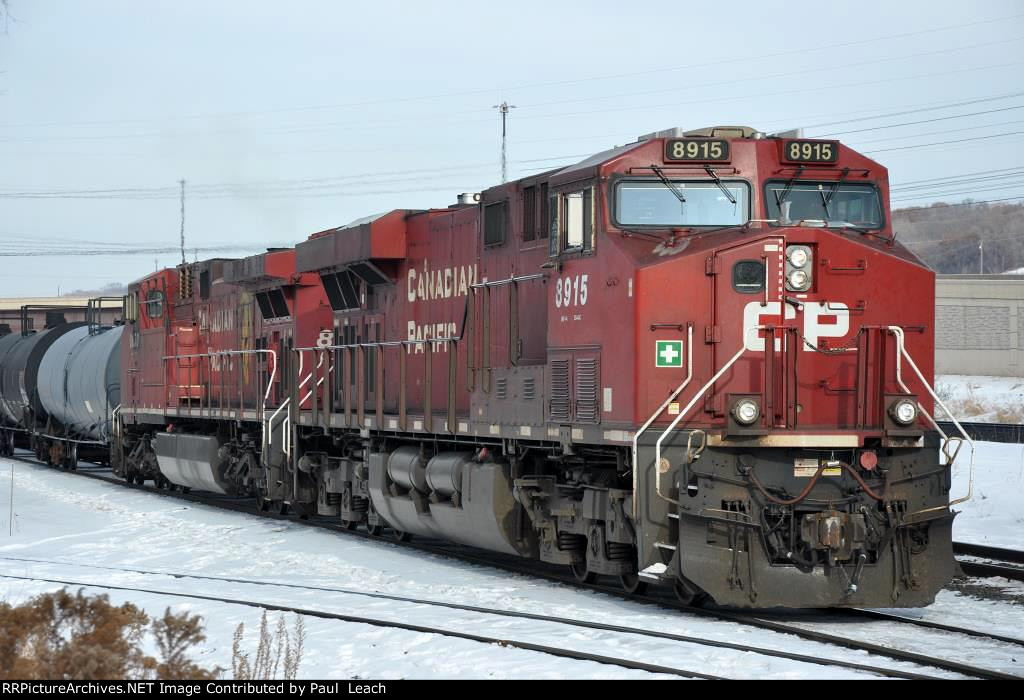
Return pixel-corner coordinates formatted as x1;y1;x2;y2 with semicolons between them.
575;357;599;423
496;376;508;400
548;360;570;422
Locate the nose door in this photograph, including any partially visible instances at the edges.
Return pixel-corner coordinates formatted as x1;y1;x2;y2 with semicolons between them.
711;236;791;429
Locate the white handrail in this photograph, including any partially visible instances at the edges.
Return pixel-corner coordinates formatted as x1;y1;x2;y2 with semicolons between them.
632;326;693;517
888;326;975;508
162;348;278;412
651;326;767;505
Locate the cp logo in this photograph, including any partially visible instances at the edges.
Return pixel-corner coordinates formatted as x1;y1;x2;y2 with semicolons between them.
743;301;850;351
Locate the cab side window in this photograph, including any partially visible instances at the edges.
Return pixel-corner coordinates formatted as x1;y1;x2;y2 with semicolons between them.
549;186;594;256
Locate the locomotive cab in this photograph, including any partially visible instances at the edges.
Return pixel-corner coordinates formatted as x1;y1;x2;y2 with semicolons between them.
570;126;958;607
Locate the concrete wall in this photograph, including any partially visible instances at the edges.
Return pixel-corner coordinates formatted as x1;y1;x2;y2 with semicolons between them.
935;275;1024;377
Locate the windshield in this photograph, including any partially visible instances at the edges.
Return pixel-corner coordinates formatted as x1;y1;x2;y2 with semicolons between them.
765;181;882;228
615;180;749;227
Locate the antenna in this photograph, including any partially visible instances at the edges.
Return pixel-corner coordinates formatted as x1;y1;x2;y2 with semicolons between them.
179;179;186;266
492;101;516;183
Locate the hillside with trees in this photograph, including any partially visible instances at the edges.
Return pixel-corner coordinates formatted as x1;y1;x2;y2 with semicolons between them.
894;201;1024;274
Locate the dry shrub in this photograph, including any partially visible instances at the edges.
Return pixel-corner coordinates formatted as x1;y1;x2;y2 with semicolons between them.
232;611;305;680
0;588;219;680
994;405;1024;423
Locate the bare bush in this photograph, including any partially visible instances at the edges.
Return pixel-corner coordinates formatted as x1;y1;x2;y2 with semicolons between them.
0;588;219;680
232;611;305;680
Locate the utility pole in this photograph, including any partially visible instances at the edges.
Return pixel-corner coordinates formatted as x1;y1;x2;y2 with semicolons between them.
979;240;984;274
179;179;186;266
492;101;516;183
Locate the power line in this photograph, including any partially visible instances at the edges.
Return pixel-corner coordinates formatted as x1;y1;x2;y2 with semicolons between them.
891;180;1024;201
891;166;1024;188
801;91;1024;131
3;11;1021;132
863;130;1024;153
816;105;1024;137
517;36;1024;112
894;195;1024;210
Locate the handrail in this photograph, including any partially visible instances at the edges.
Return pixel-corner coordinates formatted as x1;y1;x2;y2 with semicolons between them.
632;325;693;518
652;328;761;505
265;398;290;448
111;404;122;440
888;326;975;510
470;273;546;289
162;349;278;408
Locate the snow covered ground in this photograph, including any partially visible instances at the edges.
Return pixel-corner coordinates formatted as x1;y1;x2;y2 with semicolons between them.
936;375;1024;423
950;440;1024;548
0;446;1021;679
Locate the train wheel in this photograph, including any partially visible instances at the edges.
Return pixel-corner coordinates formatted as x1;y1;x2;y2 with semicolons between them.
366;520;384;537
276;501;290;516
619;573;647;595
392;529;411;542
255;489;270;511
340;518;359;531
673;580;707;607
570;561;595;584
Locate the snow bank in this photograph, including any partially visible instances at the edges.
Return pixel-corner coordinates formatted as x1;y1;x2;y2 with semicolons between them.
935;375;1024;423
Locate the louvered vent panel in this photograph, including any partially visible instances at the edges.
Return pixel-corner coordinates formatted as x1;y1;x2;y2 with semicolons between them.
523;377;535;400
574;357;599;423
496;376;508;400
548;359;570;422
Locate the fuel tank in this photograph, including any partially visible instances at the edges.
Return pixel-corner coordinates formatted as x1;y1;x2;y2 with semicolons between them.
36;325;124;441
0;323;87;428
368;447;537;556
153;432;231;494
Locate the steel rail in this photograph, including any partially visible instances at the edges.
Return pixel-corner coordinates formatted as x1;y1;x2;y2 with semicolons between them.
0;553;938;681
954;542;1024;564
957;560;1024;583
842;608;1024;647
936;421;1024;444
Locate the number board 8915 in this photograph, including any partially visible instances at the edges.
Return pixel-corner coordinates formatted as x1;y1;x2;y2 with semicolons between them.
665;138;730;162
781;140;839;163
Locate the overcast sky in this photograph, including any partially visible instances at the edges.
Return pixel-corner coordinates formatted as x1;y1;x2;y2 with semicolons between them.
0;0;1022;296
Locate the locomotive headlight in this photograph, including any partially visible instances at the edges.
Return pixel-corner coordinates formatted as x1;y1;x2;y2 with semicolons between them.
787;247;810;268
733;399;761;426
788;269;811;291
889;399;918;425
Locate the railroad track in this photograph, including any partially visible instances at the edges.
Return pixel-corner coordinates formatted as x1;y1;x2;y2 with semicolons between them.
0;554;941;680
954;541;1024;583
936;420;1024;444
5;452;1022;680
0;571;721;680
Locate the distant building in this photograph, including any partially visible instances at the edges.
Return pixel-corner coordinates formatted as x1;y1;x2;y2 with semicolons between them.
0;296;123;336
936;275;1024;377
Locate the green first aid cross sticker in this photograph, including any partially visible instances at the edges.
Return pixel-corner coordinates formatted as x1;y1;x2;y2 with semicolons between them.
656;340;683;367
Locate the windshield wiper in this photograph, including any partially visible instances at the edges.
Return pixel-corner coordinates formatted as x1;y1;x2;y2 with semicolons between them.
773;166;805;207
650;164;686;204
703;165;737;204
831;221;872;234
820;167;850;218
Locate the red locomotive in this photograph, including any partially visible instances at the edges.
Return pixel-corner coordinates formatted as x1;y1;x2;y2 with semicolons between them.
107;125;969;607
